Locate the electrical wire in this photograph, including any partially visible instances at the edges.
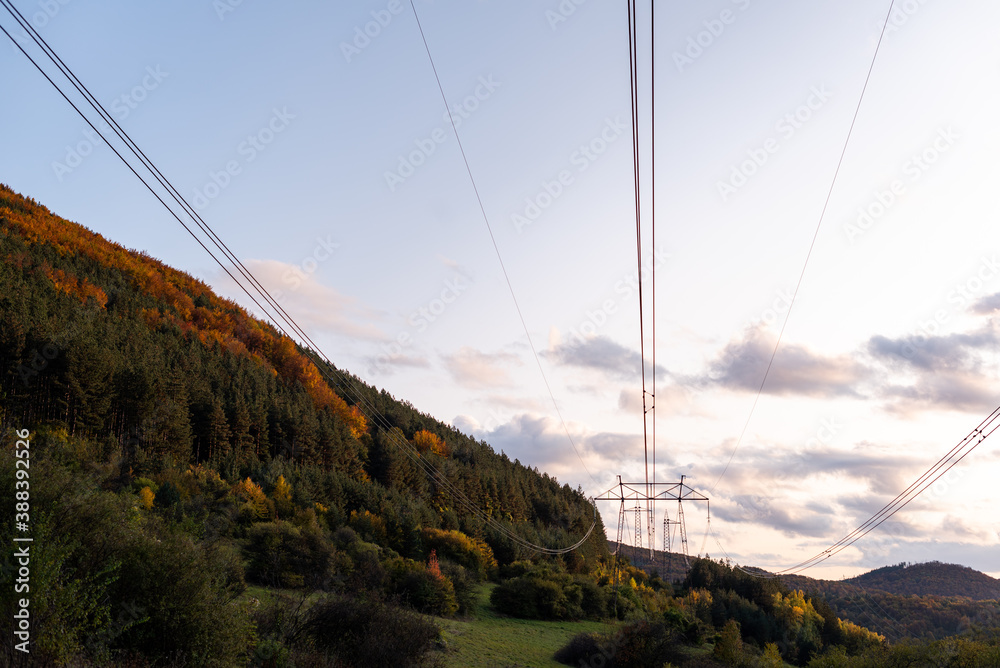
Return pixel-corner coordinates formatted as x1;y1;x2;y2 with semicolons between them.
405;0;597;487
710;402;1000;577
710;0;898;494
0;2;596;556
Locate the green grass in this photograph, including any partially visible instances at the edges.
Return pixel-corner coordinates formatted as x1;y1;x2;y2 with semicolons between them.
432;584;615;668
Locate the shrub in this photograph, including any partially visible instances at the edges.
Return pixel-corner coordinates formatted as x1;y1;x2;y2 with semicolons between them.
302;594;441;667
554;632;608;666
420;527;497;579
244;520;338;589
491;573;579;620
389;558;459;616
440;561;478;616
153;480;181;507
0;451;251;666
555;621;683;668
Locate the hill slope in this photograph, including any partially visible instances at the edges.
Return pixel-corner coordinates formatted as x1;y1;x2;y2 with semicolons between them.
0;182;604;563
781;564;1000;641
846;561;1000;600
0;183;613;665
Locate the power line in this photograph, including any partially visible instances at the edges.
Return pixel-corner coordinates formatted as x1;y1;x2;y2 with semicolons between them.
710;402;1000;577
710;0;898;494
649;0;657;503
776;405;1000;575
405;0;597;488
626;0;653;548
0;2;596;557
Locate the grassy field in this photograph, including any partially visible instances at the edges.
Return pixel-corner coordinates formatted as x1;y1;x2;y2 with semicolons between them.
432;584;615;668
240;584;794;667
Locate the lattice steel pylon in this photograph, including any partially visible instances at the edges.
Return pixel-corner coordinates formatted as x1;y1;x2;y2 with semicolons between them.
677;492;689;568
596;475;709;604
663;511;681;580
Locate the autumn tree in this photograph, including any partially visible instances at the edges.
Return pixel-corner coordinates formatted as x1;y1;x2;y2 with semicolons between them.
413;429;448;457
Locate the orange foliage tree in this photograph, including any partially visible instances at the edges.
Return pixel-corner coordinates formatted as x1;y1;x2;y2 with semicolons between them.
1;186;367;441
413;430;449;457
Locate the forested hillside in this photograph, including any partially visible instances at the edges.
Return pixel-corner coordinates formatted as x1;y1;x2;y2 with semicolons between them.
0;184;605;665
780;563;1000;642
0;183;600;559
848;562;1000;600
3;183;999;667
615;538;1000;645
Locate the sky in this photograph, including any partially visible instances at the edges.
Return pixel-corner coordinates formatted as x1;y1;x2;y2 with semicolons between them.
2;0;999;580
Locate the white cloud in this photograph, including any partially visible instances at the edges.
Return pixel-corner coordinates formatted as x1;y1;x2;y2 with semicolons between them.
443;346;522;389
214;259;386;341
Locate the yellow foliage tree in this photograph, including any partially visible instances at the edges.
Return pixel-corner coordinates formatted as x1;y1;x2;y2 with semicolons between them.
271;474;293;519
273;475;292;503
413;429;449;456
139;486;155;510
761;642;783;668
232;477;270;519
349;509;386;542
840;618;886;654
420;527;497;577
713;619;744;666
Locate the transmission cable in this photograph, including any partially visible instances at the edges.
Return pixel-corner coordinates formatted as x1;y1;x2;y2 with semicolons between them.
710;0;898;494
710;402;1000;577
405;0;597;487
0;3;596;556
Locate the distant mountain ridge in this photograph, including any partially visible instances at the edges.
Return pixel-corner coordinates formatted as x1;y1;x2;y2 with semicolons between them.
610;539;1000;640
847;561;1000;600
611;540;1000;602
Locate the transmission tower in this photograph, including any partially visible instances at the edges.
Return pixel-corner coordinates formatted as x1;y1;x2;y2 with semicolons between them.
596;475;709;597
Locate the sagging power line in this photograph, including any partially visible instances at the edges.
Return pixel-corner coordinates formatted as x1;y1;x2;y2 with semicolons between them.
0;0;597;557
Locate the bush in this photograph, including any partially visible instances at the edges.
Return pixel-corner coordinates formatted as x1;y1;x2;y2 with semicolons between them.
491;563;609;620
0;450;251;667
420;527;497;579
244;520;338;589
389;558;459;616
302;593;441;667
555;621;684;668
554;632;609;666
153;480;181;507
440;561;479;616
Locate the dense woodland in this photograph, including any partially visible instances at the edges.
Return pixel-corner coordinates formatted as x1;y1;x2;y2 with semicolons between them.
847;562;1000;600
2;184;999;666
782;564;1000;643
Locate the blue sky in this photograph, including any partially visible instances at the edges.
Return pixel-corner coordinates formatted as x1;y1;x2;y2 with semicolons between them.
2;0;999;579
